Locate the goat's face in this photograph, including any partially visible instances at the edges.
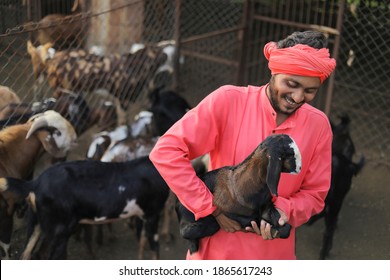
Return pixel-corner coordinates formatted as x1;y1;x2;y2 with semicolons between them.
331;114;355;160
26;110;77;158
148;90;191;136
27;41;53;80
261;134;301;196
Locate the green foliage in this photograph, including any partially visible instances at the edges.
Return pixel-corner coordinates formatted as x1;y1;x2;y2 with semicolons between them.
347;0;390;9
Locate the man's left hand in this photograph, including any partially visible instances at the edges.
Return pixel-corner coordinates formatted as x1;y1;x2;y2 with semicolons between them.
244;208;288;240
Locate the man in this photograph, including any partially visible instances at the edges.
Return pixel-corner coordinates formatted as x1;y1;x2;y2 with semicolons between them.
149;30;336;259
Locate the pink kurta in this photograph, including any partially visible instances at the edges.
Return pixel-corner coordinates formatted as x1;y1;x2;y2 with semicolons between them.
149;85;332;259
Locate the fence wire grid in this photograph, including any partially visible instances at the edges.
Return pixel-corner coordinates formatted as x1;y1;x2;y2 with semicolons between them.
0;0;389;166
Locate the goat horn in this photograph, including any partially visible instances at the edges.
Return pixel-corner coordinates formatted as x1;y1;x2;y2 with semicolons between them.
26;110;77;158
26;117;49;139
26;110;76;140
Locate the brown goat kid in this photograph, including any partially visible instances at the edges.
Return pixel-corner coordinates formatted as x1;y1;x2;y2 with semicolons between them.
175;134;302;254
0;86;21;109
0;110;77;259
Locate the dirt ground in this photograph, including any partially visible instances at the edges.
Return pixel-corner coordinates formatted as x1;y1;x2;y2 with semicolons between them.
8;150;390;260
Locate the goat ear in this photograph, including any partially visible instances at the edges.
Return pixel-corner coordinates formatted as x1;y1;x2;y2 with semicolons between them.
27;40;35;55
26;116;48;139
35;130;67;158
266;154;282;196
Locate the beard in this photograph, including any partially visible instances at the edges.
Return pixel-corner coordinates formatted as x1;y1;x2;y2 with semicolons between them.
268;77;304;116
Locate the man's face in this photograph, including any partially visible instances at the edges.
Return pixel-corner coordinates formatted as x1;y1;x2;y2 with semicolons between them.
268;74;321;116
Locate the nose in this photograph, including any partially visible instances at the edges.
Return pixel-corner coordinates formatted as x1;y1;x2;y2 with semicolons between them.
291;89;305;104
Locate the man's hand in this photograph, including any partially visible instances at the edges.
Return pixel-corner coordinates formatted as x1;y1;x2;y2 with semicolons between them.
245;208;288;240
212;208;241;233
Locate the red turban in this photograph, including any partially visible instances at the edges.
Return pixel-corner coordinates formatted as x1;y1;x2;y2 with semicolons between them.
264;42;336;83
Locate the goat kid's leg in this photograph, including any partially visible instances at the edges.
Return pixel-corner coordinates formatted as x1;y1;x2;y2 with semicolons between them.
20;224;41;260
96;224;104;245
48;224;73;260
176;201;219;240
29;234;53;260
134;217;149;259
72;225;96;258
262;206;291;239
160;191;175;243
144;215;160;260
320;176;352;259
320;223;336;260
102;223;116;242
0;216;12;259
0;240;10;260
320;202;343;259
0;201;14;259
307;211;325;225
83;225;96;259
49;237;70;260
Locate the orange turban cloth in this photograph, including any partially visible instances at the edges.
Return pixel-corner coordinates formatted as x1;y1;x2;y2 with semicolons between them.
264;42;336;83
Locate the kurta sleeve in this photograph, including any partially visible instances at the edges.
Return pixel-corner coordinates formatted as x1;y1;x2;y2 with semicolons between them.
149;88;229;220
274;121;333;227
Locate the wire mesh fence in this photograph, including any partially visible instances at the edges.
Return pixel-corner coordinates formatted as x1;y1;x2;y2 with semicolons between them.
0;0;389;166
331;1;390;165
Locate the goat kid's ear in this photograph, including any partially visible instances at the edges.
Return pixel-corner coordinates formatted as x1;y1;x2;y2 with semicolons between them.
27;40;35;55
36;130;67;158
266;154;282;196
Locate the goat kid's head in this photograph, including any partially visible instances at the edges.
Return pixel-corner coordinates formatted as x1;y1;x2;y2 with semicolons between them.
261;134;301;196
26;110;77;158
331;113;356;160
27;40;54;80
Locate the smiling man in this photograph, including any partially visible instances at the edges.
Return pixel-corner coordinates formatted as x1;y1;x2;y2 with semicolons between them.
150;30;336;260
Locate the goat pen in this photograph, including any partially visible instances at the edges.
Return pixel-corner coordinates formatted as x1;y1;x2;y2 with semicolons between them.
0;0;389;260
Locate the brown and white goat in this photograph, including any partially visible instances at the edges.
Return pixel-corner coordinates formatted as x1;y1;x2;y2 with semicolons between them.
0;86;23;125
0;86;21;109
0;110;77;259
175;134;302;254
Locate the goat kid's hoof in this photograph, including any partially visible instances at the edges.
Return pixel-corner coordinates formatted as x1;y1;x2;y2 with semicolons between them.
272;223;291;239
180;224;200;239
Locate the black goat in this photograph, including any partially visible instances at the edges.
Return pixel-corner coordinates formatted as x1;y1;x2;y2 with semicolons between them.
148;88;191;136
307;114;365;259
176;134;302;254
0;156;169;260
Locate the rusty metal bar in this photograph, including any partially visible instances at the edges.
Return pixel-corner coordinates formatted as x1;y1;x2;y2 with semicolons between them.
253;14;339;35
181;49;239;67
324;0;345;116
181;26;242;45
236;0;252;85
173;0;181;91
